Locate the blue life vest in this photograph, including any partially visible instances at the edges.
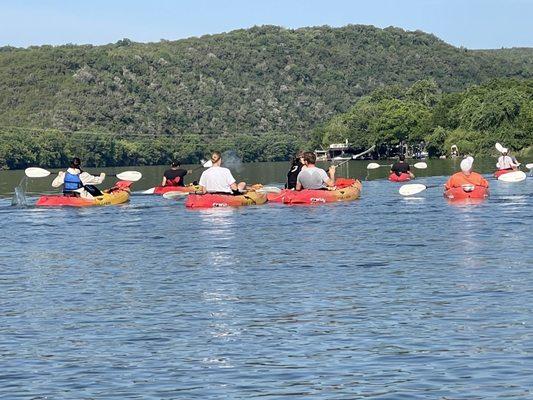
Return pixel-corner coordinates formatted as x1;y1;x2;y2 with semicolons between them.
64;171;83;191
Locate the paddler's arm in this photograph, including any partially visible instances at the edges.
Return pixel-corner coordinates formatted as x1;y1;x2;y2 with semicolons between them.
325;166;336;187
51;171;65;188
80;172;105;185
444;176;453;190
161;176;167;186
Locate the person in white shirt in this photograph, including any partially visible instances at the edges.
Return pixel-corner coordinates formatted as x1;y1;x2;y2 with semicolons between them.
52;157;105;198
197;151;246;194
295;152;336;190
496;148;520;171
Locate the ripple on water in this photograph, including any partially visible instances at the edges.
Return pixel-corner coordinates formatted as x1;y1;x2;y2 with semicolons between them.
0;176;532;399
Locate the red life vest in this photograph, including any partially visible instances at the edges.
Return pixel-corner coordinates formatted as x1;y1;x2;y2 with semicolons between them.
165;176;181;186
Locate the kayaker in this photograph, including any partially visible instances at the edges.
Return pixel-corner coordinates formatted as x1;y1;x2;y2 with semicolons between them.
444;156;489;190
295;152;336;190
161;161;191;187
197;151;246;194
52;157;106;198
286;151;305;189
390;154;415;179
496;148;520;172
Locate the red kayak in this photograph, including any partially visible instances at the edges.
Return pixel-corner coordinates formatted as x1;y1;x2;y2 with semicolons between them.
493;169;514;178
268;179;360;204
281;179;362;205
444;185;489;201
267;190;291;203
153;185;197;195
388;172;411;182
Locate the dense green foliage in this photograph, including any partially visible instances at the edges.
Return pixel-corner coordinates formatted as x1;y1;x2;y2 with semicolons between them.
0;24;532;168
316;78;533;156
0;128;305;169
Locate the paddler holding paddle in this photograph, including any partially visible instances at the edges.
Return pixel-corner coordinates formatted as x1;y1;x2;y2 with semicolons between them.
161;161;191;187
52;157;106;198
444;156;489;190
296;152;336;190
390;154;415;180
496;147;520;173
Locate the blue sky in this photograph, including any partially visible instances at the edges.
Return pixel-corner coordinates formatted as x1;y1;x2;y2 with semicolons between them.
1;0;531;49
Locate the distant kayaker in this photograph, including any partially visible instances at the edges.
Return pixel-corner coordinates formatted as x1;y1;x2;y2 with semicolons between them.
496;148;520;172
295;152;336;190
444;156;489;190
390;154;415;179
161;161;191;187
52;157;105;198
197;151;246;194
286;151;305;189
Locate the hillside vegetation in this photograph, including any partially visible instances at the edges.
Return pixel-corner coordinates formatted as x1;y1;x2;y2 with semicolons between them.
315;78;533;157
0;25;532;168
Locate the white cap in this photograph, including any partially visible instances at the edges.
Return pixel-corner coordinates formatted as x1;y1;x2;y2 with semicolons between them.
501;147;508;153
460;156;474;172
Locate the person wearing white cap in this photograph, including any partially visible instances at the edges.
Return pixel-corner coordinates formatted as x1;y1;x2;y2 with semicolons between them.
444;156;489;190
496;148;519;172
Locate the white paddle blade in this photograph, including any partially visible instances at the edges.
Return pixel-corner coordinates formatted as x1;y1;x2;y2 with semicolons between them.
495;142;505;153
162;191;189;199
413;162;427;169
25;167;51;178
202;160;213;168
116;171;142;182
399;184;427;196
526;163;533;170
256;186;282;194
367;162;381;170
141;187;155;194
498;171;527;182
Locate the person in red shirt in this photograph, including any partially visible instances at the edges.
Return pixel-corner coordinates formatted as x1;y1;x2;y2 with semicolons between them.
444;156;489;190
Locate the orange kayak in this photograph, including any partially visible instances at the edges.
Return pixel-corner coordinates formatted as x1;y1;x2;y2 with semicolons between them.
185;191;267;208
36;181;132;207
444;185;489;201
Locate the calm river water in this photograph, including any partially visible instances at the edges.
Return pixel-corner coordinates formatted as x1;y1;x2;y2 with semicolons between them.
0;159;532;399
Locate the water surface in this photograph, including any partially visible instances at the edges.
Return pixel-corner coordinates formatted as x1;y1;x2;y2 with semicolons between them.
1;160;532;399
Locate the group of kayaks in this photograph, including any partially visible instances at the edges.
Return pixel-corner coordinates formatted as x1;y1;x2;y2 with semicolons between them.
160;178;363;208
25;165;528;208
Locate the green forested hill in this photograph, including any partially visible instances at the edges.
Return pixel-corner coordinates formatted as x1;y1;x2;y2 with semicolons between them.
0;24;532;168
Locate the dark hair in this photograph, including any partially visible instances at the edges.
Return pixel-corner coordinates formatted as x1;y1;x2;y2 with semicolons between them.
70;157;81;169
303;151;317;164
211;151;222;163
399;154;405;161
291;151;304;167
171;161;181;168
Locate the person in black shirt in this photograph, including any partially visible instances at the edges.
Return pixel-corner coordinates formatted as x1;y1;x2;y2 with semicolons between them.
162;162;190;187
286;152;305;189
390;154;414;179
